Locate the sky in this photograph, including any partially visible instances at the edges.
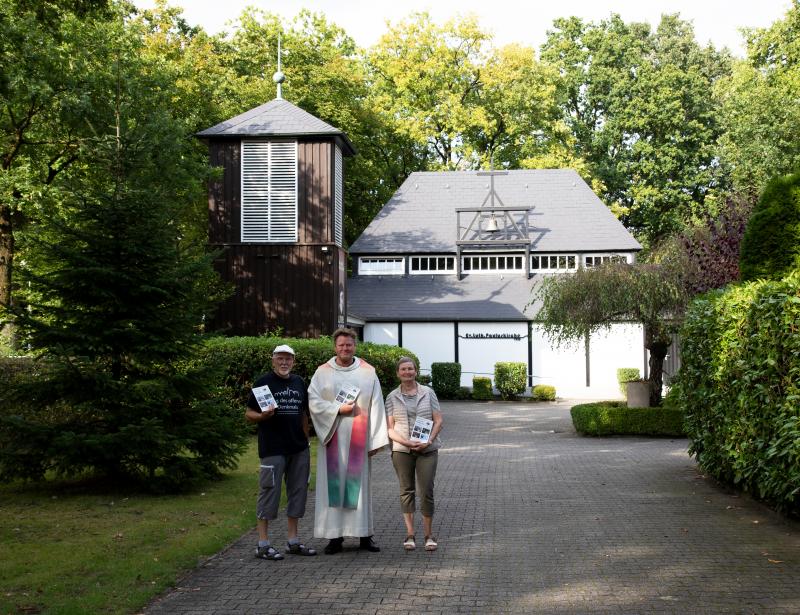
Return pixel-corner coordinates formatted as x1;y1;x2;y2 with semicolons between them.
134;0;793;57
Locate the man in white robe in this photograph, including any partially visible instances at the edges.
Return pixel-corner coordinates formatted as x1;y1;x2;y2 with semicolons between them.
308;327;389;554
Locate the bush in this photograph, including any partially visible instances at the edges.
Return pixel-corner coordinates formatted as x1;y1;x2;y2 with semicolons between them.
740;169;800;281
494;362;527;400
194;336;418;403
674;271;800;513
571;401;685;436
431;362;461;399
472;376;493;400
532;384;556;401
616;368;641;396
418;374;432;386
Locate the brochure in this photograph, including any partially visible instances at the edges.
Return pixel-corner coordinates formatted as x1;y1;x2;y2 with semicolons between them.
410;416;434;443
335;384;360;405
251;384;277;412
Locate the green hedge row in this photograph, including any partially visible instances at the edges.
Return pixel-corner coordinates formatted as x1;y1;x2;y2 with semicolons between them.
532;384;556;401
191;336;418;405
472;376;493;400
673;271;800;512
571;401;686;436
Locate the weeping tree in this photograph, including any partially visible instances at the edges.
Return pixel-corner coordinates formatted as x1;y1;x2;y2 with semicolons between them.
533;262;688;406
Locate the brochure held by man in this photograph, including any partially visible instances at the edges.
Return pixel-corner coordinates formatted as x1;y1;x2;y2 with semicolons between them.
251;384;277;412
335;384;360;405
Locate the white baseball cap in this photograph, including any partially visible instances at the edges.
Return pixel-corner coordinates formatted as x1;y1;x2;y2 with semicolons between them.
272;344;295;356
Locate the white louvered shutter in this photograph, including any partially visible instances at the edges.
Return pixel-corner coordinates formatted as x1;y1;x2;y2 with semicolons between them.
241;141;297;242
334;145;343;247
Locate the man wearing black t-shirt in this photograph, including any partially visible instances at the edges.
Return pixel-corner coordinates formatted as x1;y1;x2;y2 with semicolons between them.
245;344;317;560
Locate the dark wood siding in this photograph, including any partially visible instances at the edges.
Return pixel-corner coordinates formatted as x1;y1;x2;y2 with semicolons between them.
208;141;240;244
209;244;340;338
298;139;333;244
205;136;343;338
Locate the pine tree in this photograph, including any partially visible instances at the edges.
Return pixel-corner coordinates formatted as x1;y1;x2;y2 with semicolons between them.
0;20;244;490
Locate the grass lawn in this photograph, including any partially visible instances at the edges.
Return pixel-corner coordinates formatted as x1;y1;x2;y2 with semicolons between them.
0;437;316;615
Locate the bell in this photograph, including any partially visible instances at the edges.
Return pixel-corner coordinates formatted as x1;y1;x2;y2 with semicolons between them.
485;214;499;233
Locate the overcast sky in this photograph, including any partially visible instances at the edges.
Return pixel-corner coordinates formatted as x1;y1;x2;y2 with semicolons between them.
134;1;792;57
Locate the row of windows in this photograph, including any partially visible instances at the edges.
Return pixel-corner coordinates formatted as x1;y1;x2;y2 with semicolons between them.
359;253;632;275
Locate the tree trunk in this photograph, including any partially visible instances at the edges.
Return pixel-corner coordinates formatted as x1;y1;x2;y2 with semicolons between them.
0;202;13;310
647;339;670;407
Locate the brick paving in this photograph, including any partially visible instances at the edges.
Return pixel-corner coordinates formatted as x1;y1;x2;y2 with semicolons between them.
144;400;800;614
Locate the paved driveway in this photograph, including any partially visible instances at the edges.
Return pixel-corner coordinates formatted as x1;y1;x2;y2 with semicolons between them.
145;400;800;614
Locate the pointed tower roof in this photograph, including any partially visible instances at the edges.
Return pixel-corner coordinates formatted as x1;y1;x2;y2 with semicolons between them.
196;98;356;156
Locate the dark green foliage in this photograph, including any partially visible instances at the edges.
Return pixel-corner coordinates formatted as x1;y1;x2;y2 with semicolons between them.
570;401;686;436
194;336;418;403
417;374;432;386
0;20;246;491
532;384;556;401
674;271;800;513
739;170;800;281
494;362;527;400
431;362;461;399
616;368;641;395
472;376;493;400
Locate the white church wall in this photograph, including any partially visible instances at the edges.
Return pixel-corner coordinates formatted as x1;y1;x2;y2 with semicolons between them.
457;322;529;388
364;322;399;346
401;323;456;376
588;324;645;399
530;325;587;397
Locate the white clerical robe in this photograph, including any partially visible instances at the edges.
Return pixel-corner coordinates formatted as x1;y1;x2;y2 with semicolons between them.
308;357;389;539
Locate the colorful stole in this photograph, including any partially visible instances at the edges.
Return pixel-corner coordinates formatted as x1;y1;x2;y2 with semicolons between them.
326;406;368;509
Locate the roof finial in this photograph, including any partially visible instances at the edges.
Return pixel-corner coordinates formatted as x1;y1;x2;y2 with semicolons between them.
273;33;285;99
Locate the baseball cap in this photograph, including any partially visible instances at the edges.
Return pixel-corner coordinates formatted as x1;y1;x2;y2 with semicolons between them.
272;344;295;356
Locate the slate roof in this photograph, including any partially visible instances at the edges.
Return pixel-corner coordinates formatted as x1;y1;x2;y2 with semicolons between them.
196;98;355;155
348;274;548;322
349;169;640;254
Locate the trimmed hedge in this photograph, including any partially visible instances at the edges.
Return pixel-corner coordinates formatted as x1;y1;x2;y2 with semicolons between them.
431;362;461;399
494;362;527;400
472;376;493;400
616;368;641;396
194;336;418;404
674;271;800;512
532;384;556;401
571;401;686;436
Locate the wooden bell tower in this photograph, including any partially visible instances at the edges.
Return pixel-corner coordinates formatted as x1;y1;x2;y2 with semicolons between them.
196;71;355;337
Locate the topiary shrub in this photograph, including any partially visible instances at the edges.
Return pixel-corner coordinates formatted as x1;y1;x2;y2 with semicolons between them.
739;169;800;281
418;374;432;386
674;271;800;513
431;362;461;399
494;362;527;400
571;401;685;436
616;368;641;396
472;376;493;400
532;384;556;401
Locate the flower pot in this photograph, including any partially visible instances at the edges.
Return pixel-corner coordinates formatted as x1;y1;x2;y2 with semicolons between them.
625;381;650;408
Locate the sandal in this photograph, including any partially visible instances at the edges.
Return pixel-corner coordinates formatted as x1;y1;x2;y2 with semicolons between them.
424;536;438;551
255;545;284;560
285;541;317;556
403;535;416;550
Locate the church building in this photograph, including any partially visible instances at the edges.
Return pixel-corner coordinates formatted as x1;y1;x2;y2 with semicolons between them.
347;169;647;398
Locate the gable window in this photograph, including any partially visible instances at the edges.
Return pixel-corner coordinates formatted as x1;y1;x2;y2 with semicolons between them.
530;254;578;272
358;257;405;275
584;254;629;268
462;254;524;272
241;140;298;242
410;256;456;274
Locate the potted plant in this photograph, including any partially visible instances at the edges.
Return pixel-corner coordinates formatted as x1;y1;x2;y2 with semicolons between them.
625;379;650;408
